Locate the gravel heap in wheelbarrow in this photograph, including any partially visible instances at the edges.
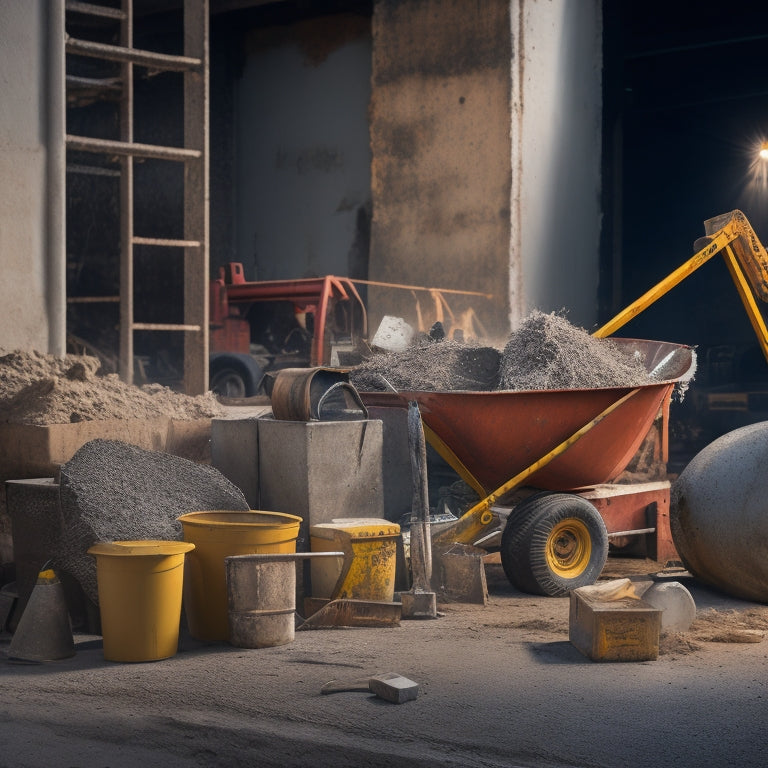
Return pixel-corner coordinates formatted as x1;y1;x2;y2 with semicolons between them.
350;339;502;392
351;310;651;392
498;310;650;390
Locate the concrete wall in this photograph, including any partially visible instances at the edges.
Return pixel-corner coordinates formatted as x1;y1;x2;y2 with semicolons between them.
368;0;603;341
234;13;373;282
0;1;64;354
511;0;603;329
368;0;512;343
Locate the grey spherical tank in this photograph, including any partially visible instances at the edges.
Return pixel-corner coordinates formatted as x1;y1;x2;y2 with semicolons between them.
671;421;768;602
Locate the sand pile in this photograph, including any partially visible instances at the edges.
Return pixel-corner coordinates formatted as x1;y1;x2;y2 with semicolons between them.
0;349;224;425
351;310;652;392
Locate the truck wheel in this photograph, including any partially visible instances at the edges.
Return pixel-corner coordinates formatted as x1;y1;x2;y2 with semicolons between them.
210;367;248;398
209;354;263;398
500;493;608;597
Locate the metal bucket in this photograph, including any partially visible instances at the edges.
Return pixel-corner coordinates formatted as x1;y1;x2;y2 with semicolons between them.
178;511;302;642
271;367;368;421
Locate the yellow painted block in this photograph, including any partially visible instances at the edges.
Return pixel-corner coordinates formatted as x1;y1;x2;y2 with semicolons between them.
310;518;400;602
569;582;661;662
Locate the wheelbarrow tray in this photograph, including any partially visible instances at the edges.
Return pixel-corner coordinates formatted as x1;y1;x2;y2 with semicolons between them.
360;339;694;494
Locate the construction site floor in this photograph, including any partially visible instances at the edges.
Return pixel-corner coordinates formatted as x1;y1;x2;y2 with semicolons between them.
1;556;767;768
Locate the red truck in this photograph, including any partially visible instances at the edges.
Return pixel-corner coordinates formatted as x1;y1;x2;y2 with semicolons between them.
208;263;368;397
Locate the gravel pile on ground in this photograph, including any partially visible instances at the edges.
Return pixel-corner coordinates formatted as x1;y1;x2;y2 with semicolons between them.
57;439;250;603
0;349;224;425
351;311;652;393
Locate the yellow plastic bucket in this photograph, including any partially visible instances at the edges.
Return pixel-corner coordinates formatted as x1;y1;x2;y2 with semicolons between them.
87;540;195;663
310;518;400;602
178;510;302;642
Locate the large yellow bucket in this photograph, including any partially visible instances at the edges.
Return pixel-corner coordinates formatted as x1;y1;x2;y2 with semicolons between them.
178;510;302;642
88;540;195;663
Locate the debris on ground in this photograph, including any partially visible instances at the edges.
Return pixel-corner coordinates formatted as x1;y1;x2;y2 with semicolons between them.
57;439;249;603
0;349;225;425
350;310;652;393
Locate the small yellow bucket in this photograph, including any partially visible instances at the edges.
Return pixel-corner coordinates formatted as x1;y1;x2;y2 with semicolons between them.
178;510;302;642
88;540;195;663
309;518;400;602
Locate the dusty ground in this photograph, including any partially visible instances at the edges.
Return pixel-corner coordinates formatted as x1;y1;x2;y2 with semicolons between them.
2;557;768;768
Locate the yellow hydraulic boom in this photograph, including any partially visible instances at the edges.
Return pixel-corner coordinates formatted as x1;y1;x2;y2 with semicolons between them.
594;210;768;360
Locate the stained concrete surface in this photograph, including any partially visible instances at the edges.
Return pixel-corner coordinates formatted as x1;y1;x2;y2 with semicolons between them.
1;560;767;768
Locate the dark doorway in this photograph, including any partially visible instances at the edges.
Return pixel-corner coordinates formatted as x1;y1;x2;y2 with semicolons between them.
602;1;768;469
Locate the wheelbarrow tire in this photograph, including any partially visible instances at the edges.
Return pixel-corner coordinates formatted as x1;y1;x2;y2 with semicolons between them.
500;493;608;597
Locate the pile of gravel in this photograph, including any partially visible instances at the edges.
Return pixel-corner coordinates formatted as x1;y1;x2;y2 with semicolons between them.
498;310;651;390
57;439;249;603
350;339;501;392
351;310;653;393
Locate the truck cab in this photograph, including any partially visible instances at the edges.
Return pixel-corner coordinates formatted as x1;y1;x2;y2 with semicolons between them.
208;263;368;397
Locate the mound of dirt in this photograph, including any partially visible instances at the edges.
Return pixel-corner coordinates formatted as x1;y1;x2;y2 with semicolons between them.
0;349;225;425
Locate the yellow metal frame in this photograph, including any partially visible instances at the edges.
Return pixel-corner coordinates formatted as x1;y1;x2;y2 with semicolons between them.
594;210;768;364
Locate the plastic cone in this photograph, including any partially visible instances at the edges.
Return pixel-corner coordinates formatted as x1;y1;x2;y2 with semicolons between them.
7;568;75;662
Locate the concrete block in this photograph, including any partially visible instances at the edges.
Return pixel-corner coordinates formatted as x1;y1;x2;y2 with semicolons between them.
258;418;384;551
5;478;98;633
569;578;661;662
211;418;260;508
640;581;697;633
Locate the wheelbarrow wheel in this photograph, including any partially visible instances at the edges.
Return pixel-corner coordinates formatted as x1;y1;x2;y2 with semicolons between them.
500;493;608;597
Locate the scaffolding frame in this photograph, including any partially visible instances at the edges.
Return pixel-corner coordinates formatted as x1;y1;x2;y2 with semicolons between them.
64;0;210;394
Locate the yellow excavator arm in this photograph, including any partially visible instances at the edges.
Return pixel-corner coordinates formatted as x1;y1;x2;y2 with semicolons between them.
594;210;768;363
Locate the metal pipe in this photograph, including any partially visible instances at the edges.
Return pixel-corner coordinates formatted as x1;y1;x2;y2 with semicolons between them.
47;1;66;356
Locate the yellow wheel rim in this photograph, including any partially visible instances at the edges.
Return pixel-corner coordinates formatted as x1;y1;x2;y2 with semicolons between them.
545;518;592;578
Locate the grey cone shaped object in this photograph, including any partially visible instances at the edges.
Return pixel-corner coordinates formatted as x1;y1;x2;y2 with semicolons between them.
7;568;75;662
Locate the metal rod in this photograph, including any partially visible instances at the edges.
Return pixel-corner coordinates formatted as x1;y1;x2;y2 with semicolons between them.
65;36;201;71
131;323;202;332
352;277;493;299
66;163;120;177
66;1;126;20
408;401;433;590
66;134;200;162
67;296;120;303
607;528;655;538
132;236;201;248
